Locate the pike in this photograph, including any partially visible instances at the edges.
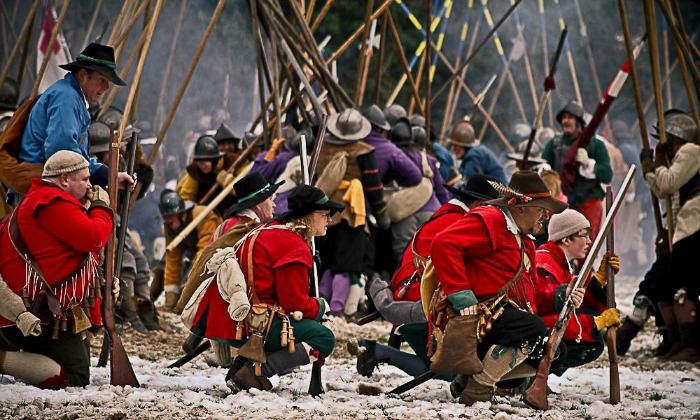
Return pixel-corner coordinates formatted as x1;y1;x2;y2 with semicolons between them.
523;165;637;410
464;73;496;123
519;26;567;169
300;133;323;397
617;0;666;252
560;39;644;196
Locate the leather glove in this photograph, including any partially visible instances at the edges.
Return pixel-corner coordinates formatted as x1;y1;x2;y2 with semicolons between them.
593;252;620;286
375;211;391;231
264;137;287;162
639;149;654;174
594;308;621;330
653;143;670;168
16;311;42;337
113;276;121;298
216;171;234;187
87;185;110;208
575;148;590;166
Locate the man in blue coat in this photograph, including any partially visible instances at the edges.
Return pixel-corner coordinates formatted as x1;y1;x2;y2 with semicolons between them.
448;120;507;185
14;43;131;203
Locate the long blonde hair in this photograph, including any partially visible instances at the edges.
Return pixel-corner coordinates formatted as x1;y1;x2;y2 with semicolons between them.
285;214;316;247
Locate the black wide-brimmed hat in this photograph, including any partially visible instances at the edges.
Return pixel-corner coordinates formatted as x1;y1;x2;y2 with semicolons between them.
444;174;500;203
487;170;568;214
59;43;126;86
226;172;285;217
276;184;344;221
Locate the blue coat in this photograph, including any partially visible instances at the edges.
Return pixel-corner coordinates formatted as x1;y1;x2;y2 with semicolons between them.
20;74;104;175
458;145;508;185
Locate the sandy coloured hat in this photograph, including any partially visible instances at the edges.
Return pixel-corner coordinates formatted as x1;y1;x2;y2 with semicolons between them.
548;209;592;242
42;150;89;177
326;108;372;143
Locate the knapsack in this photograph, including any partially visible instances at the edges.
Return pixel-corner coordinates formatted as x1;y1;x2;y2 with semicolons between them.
0;96;43;194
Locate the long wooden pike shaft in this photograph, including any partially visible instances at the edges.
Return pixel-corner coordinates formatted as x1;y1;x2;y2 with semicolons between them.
154;0;187;129
617;0;665;245
386;10;425;115
605;186;620;405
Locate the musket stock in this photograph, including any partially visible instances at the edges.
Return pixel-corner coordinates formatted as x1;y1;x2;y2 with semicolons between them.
523;166;636;410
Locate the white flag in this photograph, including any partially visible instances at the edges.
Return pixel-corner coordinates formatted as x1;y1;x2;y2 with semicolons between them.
36;5;72;94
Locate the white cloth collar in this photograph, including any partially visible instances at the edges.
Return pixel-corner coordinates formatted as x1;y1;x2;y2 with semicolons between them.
236;208;260;222
448;198;470;212
494;205;519;235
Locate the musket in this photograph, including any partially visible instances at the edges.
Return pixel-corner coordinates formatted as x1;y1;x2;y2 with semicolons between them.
104;124;140;387
463;74;496;123
618;0;666;251
523;165;636;411
309;114;329;178
115;132;139;279
168;340;212;369
519;26;567;169
389;371;436;394
300;134;324;397
604;186;620;404
560;39;645;196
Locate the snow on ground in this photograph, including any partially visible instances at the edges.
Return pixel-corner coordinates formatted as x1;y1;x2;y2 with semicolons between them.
1;274;699;419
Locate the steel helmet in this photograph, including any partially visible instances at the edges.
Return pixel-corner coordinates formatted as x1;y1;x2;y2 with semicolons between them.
556;100;586;128
193;135;224;160
159;189;193;216
384;104;407;128
652;109;698;144
363;104;391;131
88;121;112;154
389;117;414;147
448;120;478;147
0;78;20;110
412;125;427;148
98;106;124;128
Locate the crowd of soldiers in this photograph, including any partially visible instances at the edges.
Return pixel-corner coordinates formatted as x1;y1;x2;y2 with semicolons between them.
0;42;698;409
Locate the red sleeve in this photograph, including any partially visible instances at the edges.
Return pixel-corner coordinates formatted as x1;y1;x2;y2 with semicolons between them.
535;268;559;316
274;261;320;320
430;213;493;297
542;312;598;343
35;201;113;252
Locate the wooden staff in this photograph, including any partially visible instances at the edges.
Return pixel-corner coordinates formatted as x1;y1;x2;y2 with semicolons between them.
445;19;482;137
132;0;225;204
664;0;700;127
644;0;674;248
425;0;432;141
431;0;522;104
373;11;388;105
311;0;334;33
617;0;666;248
385;10;425;115
107;0;135;46
655;0;700;98
113;0;151;60
166;162;254;252
324;0;393;66
431;45;513;151
354;0;375;104
104;124;140;387
16;5;37;89
81;0;103;50
538;0;553;126
117;0;163;142
510;0;538;113
477;47;518;142
249;0;271;145
29;0;70;99
153;0;187;129
98;9;153;118
668;0;700;98
305;0;316;24
605;186;620;404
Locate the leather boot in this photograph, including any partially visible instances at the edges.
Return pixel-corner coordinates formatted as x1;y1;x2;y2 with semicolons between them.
670;297;700;362
182;333;204;355
163;291;180;313
137;298;163;331
429;315;483;375
150;266;164;302
616;317;643;356
658;302;682;358
450;374;470;398
459;376;494;406
119;296;150;334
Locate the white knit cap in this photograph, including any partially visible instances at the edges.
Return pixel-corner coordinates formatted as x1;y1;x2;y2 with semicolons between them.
42;150;89;177
548;209;591;242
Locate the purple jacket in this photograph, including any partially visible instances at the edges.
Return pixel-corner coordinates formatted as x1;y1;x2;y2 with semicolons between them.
251;150;295;183
362;129;423;187
403;148;449;213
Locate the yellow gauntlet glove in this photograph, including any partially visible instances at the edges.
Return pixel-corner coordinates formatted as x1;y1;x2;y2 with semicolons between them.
593;252;620;287
216;171;234;187
594;308;621;330
264;137;286;162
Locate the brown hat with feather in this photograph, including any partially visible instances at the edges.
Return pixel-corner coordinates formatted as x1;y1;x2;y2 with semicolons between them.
486;170;568;214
